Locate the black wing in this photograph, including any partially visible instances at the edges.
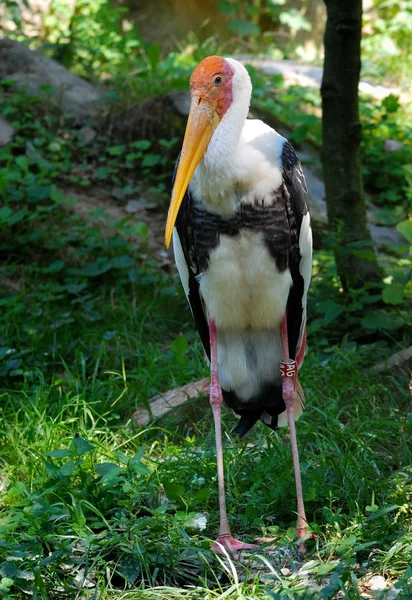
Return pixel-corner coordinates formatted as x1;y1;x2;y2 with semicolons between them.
281;141;311;364
172;157;211;359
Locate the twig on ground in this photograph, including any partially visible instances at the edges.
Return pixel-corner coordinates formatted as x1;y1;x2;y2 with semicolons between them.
368;346;412;374
134;346;412;426
132;377;209;426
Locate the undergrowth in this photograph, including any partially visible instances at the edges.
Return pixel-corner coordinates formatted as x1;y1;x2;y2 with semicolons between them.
1;322;411;597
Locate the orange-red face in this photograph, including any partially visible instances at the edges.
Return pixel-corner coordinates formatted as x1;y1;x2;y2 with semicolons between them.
164;56;235;247
189;56;235;118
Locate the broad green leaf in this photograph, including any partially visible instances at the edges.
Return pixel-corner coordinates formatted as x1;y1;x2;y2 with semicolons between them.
131;140;151;151
96;462;124;483
361;310;404;330
45;462;60;478
114;450;130;465
279;9;312;32
286;527;297;540
367;504;399;520
317;563;336;575
163;481;185;502
352;249;378;261
129;460;150;475
382;94;400;113
246;4;260;16
142;153;162;168
190;488;210;505
173;511;207;531
374;207;403;226
0;578;13;590
0;206;12;222
131;447;144;462
216;1;237;15
303;486;317;502
117;554;140;585
44;260;65;273
159;137;178;149
129;222;148;241
110;255;134;269
145;43;161;72
96;166;109;179
382;285;404;305
396;219;412;244
71;436;94;456
45;449;73;458
68;261;112;277
107;145;125;156
0;563;16;579
60;461;81;477
96;462;120;476
291;123;310;144
317;301;345;326
8;209;27;226
129;448;150;474
16;155;29;171
228;19;261;37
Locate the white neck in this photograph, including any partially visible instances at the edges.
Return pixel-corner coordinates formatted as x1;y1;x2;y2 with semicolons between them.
190;59;252;214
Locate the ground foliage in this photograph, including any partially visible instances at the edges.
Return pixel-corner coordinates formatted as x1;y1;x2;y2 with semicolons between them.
362;0;412;88
0;1;411;598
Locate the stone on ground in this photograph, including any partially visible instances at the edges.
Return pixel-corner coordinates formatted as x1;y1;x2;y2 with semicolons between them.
0;38;102;121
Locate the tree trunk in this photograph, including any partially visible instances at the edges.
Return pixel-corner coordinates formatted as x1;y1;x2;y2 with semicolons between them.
321;0;381;290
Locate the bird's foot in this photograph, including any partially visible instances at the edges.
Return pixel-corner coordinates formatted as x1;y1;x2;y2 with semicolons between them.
253;536;278;551
212;534;257;557
255;529;314;557
297;527;314;558
298;527;312;539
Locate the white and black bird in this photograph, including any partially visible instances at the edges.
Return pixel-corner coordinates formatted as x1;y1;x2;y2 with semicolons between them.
165;56;313;555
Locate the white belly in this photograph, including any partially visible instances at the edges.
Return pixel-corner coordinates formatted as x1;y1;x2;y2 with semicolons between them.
199;231;292;331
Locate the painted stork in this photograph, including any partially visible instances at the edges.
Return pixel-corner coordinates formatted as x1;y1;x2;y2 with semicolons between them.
165;56;312;555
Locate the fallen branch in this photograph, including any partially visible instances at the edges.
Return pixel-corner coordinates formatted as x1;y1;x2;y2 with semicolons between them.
133;346;412;426
368;346;412;374
132;377;209;426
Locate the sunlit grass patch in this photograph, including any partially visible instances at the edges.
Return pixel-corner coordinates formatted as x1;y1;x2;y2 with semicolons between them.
1;341;411;598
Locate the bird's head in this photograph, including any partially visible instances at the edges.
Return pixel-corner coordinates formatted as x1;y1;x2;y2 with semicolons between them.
165;56;251;247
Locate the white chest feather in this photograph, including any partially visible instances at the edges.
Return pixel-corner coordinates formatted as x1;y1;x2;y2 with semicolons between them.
199;230;292;331
190;119;286;215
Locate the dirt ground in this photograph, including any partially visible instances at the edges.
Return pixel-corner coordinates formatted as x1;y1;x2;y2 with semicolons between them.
63;185;174;271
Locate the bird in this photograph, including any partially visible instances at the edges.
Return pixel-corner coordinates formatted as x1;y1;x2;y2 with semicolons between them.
165;56;312;556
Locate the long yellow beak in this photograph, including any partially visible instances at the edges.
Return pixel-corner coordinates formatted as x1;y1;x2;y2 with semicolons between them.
165;96;220;247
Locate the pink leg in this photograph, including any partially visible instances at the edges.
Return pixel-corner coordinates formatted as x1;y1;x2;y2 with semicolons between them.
208;320;257;556
280;315;310;553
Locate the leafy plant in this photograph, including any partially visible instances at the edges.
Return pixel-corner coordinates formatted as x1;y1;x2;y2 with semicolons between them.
362;0;412;87
361;94;412;211
216;0;311;53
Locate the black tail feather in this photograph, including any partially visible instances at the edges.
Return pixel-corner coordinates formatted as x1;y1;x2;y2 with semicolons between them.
223;383;285;437
233;410;261;438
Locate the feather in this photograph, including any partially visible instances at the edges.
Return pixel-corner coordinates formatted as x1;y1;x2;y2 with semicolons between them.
172;123;312;434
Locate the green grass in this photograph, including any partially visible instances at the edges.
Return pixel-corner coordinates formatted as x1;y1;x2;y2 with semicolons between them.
1;245;411;598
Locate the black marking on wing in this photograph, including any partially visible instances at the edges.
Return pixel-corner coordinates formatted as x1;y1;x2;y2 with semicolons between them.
281;141;309;361
173;156;211;359
192;190;291;273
